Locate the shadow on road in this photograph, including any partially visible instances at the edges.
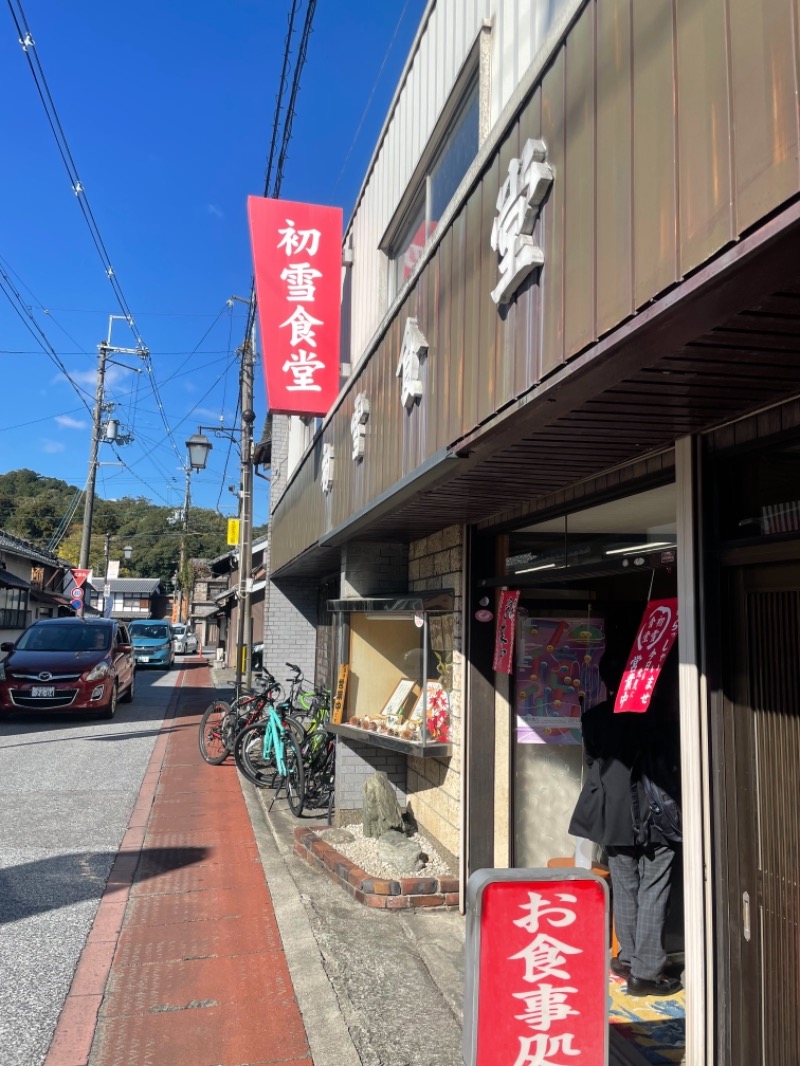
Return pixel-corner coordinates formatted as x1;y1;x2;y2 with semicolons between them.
0;846;210;923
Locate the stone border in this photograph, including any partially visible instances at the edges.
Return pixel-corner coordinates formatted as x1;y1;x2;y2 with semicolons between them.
294;827;459;910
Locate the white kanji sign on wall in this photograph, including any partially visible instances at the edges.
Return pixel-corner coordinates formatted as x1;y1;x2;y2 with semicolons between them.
350;392;371;461
396;317;429;409
321;443;335;494
490;138;554;306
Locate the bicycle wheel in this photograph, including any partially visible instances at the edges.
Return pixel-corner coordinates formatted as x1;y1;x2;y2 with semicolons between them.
198;700;231;765
283;733;305;817
224;699;266;752
305;744;334;811
234;722;278;787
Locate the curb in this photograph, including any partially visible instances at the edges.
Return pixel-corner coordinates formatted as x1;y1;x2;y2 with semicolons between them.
293;827;460;909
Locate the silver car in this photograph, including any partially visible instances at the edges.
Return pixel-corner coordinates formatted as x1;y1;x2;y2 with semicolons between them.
171;623;198;655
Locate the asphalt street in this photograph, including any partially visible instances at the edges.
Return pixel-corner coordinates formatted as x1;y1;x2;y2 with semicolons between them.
0;659;193;1066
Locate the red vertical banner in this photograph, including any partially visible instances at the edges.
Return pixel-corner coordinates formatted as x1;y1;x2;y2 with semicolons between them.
248;196;343;416
464;870;609;1066
493;589;520;673
614;597;679;714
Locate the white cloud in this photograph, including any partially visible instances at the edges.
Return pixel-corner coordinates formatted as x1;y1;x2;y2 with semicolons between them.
41;439;66;454
207;203;224;219
67;369;97;387
55;415;88;430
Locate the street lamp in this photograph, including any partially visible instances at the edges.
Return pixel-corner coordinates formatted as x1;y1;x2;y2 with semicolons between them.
188;406;255;691
186;432;212;472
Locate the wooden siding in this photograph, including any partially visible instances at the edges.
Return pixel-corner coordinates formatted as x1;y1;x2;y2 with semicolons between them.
347;0;578;367
272;0;800;574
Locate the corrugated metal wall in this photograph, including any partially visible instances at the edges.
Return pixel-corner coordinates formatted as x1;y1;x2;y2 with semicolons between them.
272;0;800;573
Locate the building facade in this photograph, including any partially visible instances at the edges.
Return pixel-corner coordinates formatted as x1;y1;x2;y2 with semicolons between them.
262;2;800;1062
0;531;71;641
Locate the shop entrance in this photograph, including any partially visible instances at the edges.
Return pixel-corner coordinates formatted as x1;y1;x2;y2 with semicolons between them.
723;559;800;1066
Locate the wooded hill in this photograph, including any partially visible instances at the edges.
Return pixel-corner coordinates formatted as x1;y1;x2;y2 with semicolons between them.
0;469;266;586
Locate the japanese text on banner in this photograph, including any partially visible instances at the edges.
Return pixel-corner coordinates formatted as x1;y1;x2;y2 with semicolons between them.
614;598;679;714
493;589;521;674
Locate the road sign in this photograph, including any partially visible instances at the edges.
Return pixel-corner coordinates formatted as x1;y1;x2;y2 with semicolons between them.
71;586;84;601
70;599;83;612
71;568;91;587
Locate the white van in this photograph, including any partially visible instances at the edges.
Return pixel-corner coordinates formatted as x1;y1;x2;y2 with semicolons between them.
171;623;198;655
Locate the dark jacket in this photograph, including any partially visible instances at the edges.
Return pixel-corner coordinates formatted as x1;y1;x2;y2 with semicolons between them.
568;697;646;847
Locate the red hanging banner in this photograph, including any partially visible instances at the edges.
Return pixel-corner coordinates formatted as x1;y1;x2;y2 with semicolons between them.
248;196;343;417
614;597;679;714
464;869;609;1066
493;589;520;674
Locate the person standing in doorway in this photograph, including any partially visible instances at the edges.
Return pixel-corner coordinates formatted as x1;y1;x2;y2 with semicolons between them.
569;649;682;997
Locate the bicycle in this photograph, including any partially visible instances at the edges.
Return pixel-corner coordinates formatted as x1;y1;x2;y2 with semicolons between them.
302;729;335;823
198;671;284;765
234;692;305;816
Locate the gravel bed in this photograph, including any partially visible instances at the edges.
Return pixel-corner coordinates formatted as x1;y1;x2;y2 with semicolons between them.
318;824;453;880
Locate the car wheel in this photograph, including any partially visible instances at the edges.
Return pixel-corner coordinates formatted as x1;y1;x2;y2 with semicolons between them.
99;683;118;720
121;671;135;704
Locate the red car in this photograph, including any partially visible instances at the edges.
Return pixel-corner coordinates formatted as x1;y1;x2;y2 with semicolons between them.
0;617;136;719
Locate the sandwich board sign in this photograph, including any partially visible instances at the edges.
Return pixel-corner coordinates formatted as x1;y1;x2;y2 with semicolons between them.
464;868;609;1066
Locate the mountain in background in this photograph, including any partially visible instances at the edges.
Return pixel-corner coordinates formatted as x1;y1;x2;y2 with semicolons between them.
0;469;267;586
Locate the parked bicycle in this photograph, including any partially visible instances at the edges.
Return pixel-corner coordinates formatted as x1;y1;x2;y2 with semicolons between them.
233;686;305;815
198;666;310;765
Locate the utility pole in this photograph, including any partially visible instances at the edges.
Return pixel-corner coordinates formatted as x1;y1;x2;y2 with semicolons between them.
78;316;145;600
236;317;256;690
177;466;191;623
78;340;110;572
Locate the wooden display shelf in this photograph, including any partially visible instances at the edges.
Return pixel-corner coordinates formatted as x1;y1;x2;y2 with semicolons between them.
328;722;453;758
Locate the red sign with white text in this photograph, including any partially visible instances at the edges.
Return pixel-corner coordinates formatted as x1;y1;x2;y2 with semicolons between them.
466;871;609;1066
70;568;91;587
493;589;520;674
248;196;342;416
614;597;679;714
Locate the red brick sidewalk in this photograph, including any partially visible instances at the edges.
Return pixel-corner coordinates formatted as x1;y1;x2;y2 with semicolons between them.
45;662;312;1066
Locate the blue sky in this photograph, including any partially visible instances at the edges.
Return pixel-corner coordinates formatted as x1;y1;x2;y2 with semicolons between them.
0;0;426;528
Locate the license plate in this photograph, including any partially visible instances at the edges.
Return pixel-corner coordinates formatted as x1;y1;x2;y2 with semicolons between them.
139;657;150;663
31;686;55;698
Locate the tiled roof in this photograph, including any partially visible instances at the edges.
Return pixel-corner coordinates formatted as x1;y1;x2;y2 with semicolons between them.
87;577;162;594
0;530;61;567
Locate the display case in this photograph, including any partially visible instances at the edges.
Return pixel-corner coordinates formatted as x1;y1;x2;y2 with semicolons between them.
327;591;454;757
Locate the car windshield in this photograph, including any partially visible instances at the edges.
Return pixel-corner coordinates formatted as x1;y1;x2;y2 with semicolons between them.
16;624;111;653
172;626;186;636
130;624;171;641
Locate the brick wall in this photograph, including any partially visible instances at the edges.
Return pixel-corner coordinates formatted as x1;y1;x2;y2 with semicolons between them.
340;541;408;597
334;740;407;825
407;524;463;860
262;414;319;682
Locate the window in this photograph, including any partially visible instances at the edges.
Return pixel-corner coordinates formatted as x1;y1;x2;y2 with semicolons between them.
0;586;28;629
388;77;480;299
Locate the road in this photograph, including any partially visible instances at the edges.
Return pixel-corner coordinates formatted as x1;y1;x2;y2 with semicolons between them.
0;662;185;1066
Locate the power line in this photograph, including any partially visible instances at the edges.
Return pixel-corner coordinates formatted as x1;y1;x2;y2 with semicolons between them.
272;0;318;199
6;0;190;474
331;0;414;197
7;0;144;348
262;0;302;199
0;263;94;413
